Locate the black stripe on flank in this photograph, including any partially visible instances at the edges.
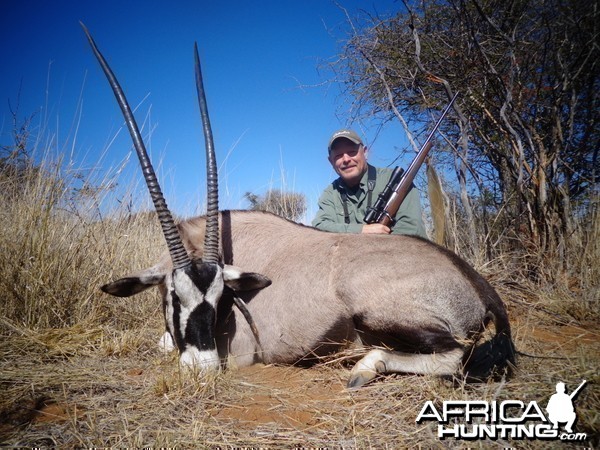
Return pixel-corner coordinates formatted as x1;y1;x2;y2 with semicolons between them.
353;313;463;354
185;301;217;351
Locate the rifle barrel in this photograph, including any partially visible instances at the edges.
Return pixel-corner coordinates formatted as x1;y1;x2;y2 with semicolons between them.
402;92;458;183
378;93;459;227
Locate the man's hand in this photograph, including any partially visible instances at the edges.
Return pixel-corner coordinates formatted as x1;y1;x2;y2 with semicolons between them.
361;223;391;234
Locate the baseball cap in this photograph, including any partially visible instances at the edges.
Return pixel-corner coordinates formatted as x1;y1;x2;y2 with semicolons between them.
327;129;363;152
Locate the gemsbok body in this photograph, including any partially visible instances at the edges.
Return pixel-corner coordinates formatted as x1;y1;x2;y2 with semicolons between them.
83;24;515;388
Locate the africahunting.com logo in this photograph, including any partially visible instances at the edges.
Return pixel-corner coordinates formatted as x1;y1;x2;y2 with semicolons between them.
416;380;588;442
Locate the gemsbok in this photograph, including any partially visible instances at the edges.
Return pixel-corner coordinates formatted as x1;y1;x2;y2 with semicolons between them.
83;24;515;388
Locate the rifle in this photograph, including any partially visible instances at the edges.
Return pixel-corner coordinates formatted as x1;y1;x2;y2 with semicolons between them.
364;92;459;227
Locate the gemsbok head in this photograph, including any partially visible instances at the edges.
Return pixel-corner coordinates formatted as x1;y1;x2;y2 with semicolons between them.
81;23;271;371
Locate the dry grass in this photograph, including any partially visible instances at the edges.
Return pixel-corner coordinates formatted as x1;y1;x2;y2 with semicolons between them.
0;310;598;448
0;147;598;448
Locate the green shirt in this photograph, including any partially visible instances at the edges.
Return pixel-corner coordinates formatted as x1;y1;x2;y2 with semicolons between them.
312;164;427;237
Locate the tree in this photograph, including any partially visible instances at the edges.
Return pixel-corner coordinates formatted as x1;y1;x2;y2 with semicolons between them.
332;0;599;273
244;189;307;222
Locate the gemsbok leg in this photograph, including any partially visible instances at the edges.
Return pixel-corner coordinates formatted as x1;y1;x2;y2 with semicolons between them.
348;348;464;388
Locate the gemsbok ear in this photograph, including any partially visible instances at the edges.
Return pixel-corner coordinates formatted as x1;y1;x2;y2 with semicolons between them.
222;265;272;292
101;272;166;297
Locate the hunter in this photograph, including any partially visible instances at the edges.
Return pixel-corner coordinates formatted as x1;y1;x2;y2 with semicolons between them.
312;129;427;237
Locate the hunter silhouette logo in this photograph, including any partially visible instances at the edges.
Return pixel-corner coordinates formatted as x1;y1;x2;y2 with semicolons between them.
546;380;587;433
416;379;588;441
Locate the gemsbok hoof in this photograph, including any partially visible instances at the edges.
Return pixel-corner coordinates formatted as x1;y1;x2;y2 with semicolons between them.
158;331;176;353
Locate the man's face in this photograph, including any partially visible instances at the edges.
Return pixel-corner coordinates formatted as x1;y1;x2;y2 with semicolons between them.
328;138;368;188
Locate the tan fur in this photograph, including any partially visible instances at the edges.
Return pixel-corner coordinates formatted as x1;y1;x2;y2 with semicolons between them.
105;210;513;383
181;211;496;364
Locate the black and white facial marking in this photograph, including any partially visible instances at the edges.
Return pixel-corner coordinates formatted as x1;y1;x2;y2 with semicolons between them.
164;260;224;370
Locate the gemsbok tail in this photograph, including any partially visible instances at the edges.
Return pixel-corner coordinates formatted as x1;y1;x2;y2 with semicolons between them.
463;300;516;381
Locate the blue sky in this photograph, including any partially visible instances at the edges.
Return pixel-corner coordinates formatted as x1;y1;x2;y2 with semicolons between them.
1;0;413;221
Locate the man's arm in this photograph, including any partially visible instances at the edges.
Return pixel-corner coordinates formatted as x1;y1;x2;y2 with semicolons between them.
391;185;427;238
312;188;364;233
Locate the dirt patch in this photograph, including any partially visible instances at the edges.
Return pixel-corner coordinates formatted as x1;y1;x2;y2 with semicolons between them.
527;322;599;352
33;401;84;424
212;364;346;429
0;397;85;438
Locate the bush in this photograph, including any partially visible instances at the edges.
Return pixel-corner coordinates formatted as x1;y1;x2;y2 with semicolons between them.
244;188;307;222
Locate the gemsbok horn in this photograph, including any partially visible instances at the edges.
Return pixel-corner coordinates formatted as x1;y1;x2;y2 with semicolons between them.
82;23;270;371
